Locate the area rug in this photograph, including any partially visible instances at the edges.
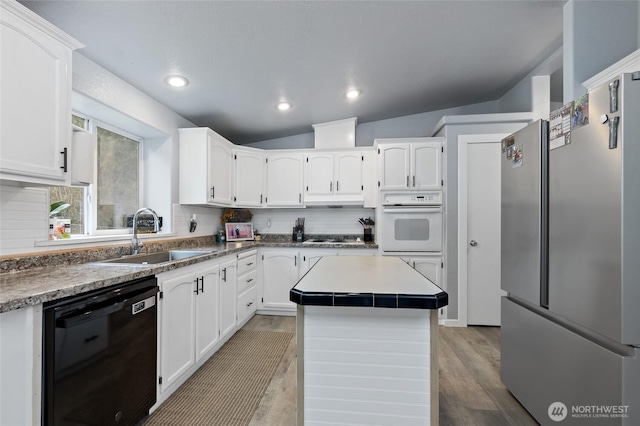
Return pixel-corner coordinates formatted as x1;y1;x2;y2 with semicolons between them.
144;329;294;426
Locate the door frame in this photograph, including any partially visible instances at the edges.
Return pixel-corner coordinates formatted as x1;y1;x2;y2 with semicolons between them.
457;133;509;327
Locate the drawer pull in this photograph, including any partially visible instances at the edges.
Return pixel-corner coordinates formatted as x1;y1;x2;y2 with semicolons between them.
247;278;253;283
247;301;253;307
246;262;254;266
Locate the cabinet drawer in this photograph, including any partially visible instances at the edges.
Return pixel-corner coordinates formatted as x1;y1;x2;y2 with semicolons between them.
237;270;257;294
237;285;257;325
237;253;257;275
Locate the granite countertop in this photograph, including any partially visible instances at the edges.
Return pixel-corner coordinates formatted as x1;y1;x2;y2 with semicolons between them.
0;235;378;314
290;256;448;310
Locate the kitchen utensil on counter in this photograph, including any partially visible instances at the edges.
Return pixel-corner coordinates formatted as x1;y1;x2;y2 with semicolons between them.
359;217;375;242
293;218;305;242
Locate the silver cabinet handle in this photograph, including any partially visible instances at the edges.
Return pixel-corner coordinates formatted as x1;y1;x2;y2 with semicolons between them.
406;176;410;187
470;240;478;247
336;180;339;192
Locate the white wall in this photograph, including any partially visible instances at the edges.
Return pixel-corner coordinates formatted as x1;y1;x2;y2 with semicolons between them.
251;208;375;237
563;0;639;102
0;184;49;254
246;101;500;149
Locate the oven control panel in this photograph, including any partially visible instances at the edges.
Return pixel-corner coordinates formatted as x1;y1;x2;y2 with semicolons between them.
382;192;442;205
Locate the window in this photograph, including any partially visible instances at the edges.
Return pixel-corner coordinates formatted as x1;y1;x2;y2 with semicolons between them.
95;126;140;231
49;115;143;237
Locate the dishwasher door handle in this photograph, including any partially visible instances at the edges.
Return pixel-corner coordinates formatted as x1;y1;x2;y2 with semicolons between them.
56;301;126;328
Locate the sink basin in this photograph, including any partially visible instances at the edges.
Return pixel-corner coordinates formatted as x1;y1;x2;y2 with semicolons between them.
98;250;214;265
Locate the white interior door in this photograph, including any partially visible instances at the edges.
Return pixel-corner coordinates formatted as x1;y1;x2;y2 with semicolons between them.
459;134;507;326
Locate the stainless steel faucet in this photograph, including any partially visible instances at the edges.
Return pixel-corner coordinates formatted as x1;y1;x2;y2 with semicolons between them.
131;207;159;255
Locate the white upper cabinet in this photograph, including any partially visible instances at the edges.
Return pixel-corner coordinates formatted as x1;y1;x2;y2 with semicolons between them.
412;143;442;190
0;1;83;185
304;151;364;205
377;138;443;191
378;144;410;190
234;149;265;207
179;128;234;206
266;152;304;207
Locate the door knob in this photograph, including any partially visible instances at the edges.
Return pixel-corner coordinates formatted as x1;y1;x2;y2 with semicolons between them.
469;240;478;247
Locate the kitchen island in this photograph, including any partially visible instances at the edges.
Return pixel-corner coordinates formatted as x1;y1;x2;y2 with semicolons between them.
290;256;447;426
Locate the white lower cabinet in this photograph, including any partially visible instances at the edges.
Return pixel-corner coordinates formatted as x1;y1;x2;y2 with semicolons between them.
219;258;237;341
259;248;378;315
238;285;258;325
259;249;300;314
398;256;443;287
300;250;338;276
157;261;220;395
237;250;257;326
0;305;41;426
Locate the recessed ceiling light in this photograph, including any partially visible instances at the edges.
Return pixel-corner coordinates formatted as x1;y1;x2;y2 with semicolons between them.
346;88;361;99
165;75;189;88
277;101;292;111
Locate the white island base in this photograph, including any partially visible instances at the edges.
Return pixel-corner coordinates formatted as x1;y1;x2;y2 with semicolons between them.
291;256;447;426
296;305;438;425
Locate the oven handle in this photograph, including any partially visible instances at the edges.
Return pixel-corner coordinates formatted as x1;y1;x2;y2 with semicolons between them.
382;206;442;214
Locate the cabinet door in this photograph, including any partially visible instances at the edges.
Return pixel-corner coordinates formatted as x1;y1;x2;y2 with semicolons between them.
305;153;334;196
194;265;220;362
379;145;410;190
0;7;75;184
411;257;443;287
300;251;338;276
412;143;442;190
234;150;265;207
159;273;197;391
219;259;237;340
266;153;304;206
208;135;233;205
335;152;363;196
261;251;299;311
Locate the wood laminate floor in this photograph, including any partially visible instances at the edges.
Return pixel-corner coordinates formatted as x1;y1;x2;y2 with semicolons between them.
245;315;536;426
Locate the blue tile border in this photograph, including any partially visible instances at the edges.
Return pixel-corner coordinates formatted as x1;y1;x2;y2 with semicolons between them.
290;288;448;310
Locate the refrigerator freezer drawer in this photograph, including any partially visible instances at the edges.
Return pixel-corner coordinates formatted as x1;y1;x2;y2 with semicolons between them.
501;297;640;426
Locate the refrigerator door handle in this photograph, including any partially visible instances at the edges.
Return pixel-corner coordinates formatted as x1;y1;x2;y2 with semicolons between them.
608;79;619;113
609;116;619;149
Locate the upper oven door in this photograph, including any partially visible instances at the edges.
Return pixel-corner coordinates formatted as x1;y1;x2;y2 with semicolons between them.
381;205;443;252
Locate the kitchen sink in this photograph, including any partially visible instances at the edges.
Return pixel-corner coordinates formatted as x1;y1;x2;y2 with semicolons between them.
98;250;215;265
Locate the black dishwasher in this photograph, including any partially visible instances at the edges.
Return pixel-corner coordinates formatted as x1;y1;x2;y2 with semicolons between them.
43;276;158;426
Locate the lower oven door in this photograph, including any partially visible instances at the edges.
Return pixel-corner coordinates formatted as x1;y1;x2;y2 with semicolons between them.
381;206;443;252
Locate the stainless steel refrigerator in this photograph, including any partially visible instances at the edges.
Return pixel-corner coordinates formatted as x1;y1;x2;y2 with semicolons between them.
500;72;640;426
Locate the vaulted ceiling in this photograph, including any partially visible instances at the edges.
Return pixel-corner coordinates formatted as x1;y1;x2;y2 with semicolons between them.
20;1;565;144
